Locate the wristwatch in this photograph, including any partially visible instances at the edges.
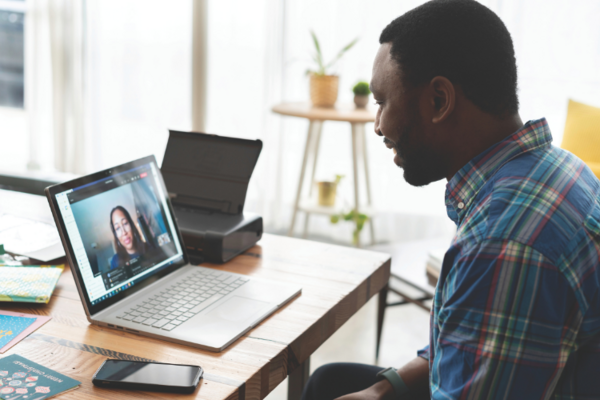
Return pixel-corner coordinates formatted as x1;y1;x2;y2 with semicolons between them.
376;367;410;398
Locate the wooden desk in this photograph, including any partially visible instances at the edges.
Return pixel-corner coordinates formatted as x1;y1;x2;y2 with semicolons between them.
272;103;377;246
1;233;390;400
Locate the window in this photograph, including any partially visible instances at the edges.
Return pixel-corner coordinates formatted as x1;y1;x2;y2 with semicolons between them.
0;1;25;108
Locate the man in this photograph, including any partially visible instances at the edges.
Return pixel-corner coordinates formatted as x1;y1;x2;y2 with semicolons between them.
301;0;600;399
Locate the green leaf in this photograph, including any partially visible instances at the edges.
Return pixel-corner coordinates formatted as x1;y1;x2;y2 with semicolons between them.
330;215;340;224
325;37;359;70
352;230;359;246
310;30;325;73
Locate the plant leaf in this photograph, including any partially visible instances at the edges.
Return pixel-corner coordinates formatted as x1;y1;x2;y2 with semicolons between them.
325;37;359;70
310;30;325;74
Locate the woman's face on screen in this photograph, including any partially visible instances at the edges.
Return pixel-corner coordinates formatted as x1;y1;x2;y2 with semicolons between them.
112;209;135;253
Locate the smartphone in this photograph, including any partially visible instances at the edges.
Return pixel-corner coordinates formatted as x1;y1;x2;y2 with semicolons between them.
92;359;203;394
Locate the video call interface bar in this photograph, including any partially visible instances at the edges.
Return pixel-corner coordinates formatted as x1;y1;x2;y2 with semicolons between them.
66;165;150;205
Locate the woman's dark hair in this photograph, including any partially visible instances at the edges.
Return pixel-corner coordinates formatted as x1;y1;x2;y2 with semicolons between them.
379;0;519;117
110;205;146;262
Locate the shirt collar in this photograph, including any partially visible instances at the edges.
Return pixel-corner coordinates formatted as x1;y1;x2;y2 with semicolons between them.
445;118;553;224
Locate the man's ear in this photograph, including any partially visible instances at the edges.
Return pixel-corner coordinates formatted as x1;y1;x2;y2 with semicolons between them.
428;76;455;124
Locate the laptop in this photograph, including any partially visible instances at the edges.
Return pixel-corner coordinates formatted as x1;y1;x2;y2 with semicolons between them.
45;155;301;352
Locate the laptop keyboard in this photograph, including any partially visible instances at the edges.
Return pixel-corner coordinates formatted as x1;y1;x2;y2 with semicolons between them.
116;269;249;331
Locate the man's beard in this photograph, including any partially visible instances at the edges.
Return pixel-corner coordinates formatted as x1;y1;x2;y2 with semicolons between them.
395;119;447;187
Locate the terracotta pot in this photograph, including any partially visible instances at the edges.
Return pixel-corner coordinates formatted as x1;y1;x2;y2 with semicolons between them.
310;75;339;108
317;181;337;206
354;94;369;108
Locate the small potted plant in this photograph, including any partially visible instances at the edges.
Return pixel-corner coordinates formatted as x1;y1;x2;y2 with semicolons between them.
317;175;344;207
352;81;371;108
307;31;358;108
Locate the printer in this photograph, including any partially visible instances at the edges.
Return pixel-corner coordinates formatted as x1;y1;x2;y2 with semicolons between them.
161;130;263;264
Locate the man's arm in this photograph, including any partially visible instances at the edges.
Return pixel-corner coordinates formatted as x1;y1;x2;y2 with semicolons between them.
430;240;581;399
335;356;430;400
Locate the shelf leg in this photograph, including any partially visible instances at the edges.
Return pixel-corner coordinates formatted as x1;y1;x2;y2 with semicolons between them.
351;123;361;247
307;121;323;198
289;120;315;237
303;213;310;239
360;124;376;245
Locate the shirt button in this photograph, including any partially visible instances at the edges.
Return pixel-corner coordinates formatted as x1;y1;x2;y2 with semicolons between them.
457;202;465;209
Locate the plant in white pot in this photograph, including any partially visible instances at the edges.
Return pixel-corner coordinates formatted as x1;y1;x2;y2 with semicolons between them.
352;81;371;108
307;31;358;108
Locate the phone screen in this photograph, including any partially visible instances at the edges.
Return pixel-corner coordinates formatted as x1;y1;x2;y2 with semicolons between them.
95;360;201;388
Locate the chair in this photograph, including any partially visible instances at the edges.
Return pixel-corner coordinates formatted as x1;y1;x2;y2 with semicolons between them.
369;237;451;360
561;99;600;179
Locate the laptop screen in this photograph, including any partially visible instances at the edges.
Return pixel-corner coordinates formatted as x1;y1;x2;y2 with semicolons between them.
53;161;184;307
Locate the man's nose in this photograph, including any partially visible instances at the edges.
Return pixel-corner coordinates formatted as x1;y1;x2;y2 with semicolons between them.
374;117;383;136
373;120;383;136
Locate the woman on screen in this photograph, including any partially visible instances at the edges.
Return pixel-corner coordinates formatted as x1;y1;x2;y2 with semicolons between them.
109;206;148;269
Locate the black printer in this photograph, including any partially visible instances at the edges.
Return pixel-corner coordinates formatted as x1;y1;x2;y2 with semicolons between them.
161;130;263;264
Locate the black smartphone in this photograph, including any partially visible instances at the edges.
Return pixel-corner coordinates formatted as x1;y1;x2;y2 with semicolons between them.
92;359;203;394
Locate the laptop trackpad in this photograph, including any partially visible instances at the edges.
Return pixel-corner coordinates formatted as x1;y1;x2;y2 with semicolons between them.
206;296;268;322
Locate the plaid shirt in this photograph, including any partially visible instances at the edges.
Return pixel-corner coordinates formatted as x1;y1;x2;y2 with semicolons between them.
419;118;600;399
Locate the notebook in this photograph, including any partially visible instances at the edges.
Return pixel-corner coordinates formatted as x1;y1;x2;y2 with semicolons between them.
0;265;64;303
0;311;52;354
0;354;80;399
0;315;35;349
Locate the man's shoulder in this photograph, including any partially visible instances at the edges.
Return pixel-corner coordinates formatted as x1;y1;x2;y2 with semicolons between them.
480;144;600;262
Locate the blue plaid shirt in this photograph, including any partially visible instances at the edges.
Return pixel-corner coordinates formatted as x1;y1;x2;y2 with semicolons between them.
419;118;600;399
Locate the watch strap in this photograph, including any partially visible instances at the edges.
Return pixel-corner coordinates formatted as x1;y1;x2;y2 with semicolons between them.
376;367;410;398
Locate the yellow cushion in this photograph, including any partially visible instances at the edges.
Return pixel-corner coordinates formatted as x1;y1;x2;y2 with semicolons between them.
561;99;600;179
586;161;600;178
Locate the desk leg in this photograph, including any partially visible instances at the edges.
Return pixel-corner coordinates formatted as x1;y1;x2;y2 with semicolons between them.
289;121;316;236
376;284;389;361
288;357;310;400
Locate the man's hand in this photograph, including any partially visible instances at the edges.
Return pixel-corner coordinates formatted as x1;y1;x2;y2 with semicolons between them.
334;357;429;400
335;379;395;400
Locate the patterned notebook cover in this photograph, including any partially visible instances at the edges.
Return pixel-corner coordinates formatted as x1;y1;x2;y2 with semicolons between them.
0;312;52;354
0;354;80;399
0;265;64;304
0;316;35;350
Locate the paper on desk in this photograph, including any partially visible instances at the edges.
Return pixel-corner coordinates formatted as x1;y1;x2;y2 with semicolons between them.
0;189;65;261
0;310;52;353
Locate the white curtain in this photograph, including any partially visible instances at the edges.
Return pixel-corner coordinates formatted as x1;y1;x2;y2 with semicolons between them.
192;0;208;132
24;0;86;174
17;0;194;175
203;0;600;245
83;0;193;171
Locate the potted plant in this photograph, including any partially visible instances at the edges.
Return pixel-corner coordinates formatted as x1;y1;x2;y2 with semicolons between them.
317;175;344;206
330;209;369;247
352;81;371;108
307;31;358;108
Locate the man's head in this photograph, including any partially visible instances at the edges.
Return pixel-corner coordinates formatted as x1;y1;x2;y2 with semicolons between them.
371;0;520;186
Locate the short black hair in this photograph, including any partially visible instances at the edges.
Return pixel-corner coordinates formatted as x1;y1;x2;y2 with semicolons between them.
379;0;518;117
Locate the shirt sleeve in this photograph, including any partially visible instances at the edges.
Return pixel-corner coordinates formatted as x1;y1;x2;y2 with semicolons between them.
417;344;430;360
430;239;582;400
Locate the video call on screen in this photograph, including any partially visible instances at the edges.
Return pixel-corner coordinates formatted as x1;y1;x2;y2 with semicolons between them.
68;165;177;291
